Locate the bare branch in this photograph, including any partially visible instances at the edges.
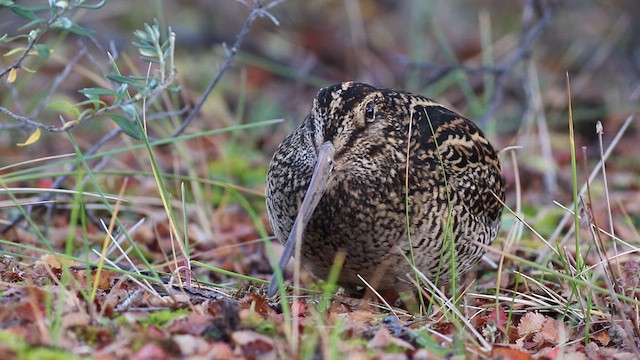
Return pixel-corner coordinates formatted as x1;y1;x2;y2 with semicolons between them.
0;3;75;80
171;0;286;137
0;34;42;80
0;68;176;133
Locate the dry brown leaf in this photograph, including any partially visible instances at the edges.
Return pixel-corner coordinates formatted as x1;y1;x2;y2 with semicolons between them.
231;330;275;360
238;294;273;316
147;294;190;307
490;345;532;360
35;254;78;269
61;311;91;330
132;342;167;360
345;310;377;323
207;342;235;359
431;321;456;337
173;334;210;356
589;330;611;346
167;313;214;335
533;317;561;345
367;326;415;351
586;342;636;360
622;260;640;288
517;312;546;338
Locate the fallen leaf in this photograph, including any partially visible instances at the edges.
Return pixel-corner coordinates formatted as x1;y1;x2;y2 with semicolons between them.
232;330;275;360
207;342;235;359
517;312;546;338
168;313;214;335
488;306;510;330
132;342;167;360
491;345;532;360
61;312;91;330
35;254;78;269
589;330;610;346
238;294;272;316
16;127;41;147
147;294;190;307
533;317;561;345
367;326;415;351
173;334;210;356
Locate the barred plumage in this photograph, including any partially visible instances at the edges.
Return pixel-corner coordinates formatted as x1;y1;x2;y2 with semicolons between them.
266;82;504;293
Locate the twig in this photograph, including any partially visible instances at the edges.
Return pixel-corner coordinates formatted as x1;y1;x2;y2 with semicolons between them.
0;2;77;80
0;68;176;133
0;34;42;80
171;0;286;137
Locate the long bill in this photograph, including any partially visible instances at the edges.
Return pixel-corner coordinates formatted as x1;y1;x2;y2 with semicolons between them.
267;141;335;297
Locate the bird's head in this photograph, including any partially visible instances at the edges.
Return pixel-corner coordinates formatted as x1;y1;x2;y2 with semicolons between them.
306;82;403;171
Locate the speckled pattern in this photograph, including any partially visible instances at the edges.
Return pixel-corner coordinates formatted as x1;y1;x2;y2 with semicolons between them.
266;82;505;291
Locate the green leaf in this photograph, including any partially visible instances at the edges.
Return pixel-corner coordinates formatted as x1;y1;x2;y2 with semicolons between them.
79;87;116;97
9;5;39;21
18;17;46;31
106;114;143;140
46;100;80;118
114;83;129;103
133;30;150;42
121;104;137;119
107;74;141;87
140;56;159;64
34;44;49;58
76;0;106;10
51;17;95;36
1;34;28;43
65;24;95;36
147;77;159;89
27;29;39;43
75;99;105;108
52;0;68;9
56;16;72;28
77;108;95;120
0;0;16;6
4;47;27;57
137;46;156;58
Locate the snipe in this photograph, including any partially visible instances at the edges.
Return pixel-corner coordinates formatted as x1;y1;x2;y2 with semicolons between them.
266;82;504;296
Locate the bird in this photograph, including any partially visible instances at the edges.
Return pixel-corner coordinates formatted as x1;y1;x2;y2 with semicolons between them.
265;82;504;297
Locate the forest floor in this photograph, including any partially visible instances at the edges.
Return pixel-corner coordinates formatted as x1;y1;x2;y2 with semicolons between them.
1;1;639;359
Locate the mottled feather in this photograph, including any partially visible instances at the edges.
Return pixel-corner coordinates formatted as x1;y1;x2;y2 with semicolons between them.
266;82;504;291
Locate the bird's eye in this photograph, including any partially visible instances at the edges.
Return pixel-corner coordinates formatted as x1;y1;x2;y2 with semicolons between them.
364;101;375;122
